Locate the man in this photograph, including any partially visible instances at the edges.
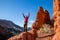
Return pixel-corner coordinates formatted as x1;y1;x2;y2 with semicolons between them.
22;12;30;32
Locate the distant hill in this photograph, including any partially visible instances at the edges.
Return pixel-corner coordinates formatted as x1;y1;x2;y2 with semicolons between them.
0;19;31;40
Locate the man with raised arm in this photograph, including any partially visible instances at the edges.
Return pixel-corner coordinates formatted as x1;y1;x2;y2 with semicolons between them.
22;12;30;32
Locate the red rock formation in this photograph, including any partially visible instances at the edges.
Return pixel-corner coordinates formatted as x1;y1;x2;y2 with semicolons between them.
36;7;45;25
44;10;50;24
32;7;50;30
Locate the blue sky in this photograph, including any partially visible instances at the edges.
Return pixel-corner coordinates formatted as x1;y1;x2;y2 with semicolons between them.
0;0;53;27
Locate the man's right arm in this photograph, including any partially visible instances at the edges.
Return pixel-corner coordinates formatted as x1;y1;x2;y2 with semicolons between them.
22;13;25;18
28;12;30;18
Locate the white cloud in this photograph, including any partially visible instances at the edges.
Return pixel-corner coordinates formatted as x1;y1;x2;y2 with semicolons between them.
28;20;34;27
29;20;34;23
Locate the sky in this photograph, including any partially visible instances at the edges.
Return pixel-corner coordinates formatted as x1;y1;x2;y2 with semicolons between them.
0;0;53;27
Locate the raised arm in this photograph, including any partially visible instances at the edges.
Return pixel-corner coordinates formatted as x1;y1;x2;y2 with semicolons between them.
28;12;30;18
22;13;25;18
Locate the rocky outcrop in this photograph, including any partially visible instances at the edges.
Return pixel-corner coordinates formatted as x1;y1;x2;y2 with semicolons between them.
36;7;50;24
8;29;37;40
32;7;50;30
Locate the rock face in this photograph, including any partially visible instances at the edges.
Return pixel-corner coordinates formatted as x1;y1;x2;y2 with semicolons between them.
32;7;50;30
53;13;60;30
52;20;60;40
53;0;60;31
52;18;60;40
52;0;60;40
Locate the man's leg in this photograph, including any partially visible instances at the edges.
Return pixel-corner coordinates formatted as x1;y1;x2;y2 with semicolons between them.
24;23;27;32
24;23;28;40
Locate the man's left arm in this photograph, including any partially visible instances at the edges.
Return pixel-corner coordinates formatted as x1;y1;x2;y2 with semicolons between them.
28;12;30;18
